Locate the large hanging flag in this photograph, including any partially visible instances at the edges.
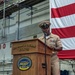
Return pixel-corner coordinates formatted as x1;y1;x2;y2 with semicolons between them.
49;0;75;59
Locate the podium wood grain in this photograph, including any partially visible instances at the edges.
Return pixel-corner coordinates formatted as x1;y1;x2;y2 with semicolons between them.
12;39;52;75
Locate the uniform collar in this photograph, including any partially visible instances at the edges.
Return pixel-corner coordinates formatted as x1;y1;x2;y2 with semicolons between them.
43;33;53;39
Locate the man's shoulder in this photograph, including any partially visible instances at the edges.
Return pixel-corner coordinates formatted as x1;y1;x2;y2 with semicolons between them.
51;33;60;38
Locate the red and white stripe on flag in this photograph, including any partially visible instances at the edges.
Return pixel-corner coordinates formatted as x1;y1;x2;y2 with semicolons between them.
49;0;75;58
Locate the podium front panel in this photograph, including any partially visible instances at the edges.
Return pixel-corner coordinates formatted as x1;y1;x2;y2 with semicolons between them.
12;39;51;75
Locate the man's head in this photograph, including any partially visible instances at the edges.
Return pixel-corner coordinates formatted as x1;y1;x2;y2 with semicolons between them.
39;21;51;29
39;21;51;35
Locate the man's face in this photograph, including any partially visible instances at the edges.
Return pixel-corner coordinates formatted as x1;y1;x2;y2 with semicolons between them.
42;27;50;35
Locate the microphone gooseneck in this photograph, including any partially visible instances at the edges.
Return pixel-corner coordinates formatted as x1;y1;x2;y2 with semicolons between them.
44;32;47;75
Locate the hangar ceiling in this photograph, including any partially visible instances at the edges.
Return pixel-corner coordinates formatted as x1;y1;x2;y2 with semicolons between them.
0;0;46;19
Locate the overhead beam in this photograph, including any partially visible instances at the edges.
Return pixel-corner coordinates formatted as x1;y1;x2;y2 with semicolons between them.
0;0;46;19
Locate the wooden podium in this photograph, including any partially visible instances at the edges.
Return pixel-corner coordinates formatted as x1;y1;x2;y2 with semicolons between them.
12;39;52;75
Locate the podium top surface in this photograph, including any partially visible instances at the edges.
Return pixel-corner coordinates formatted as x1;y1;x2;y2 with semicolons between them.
12;39;43;44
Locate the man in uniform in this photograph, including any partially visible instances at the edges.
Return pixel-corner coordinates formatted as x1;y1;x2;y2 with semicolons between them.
39;21;62;75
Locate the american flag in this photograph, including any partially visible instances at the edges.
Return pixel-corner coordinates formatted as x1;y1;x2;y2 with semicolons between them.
49;0;75;59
